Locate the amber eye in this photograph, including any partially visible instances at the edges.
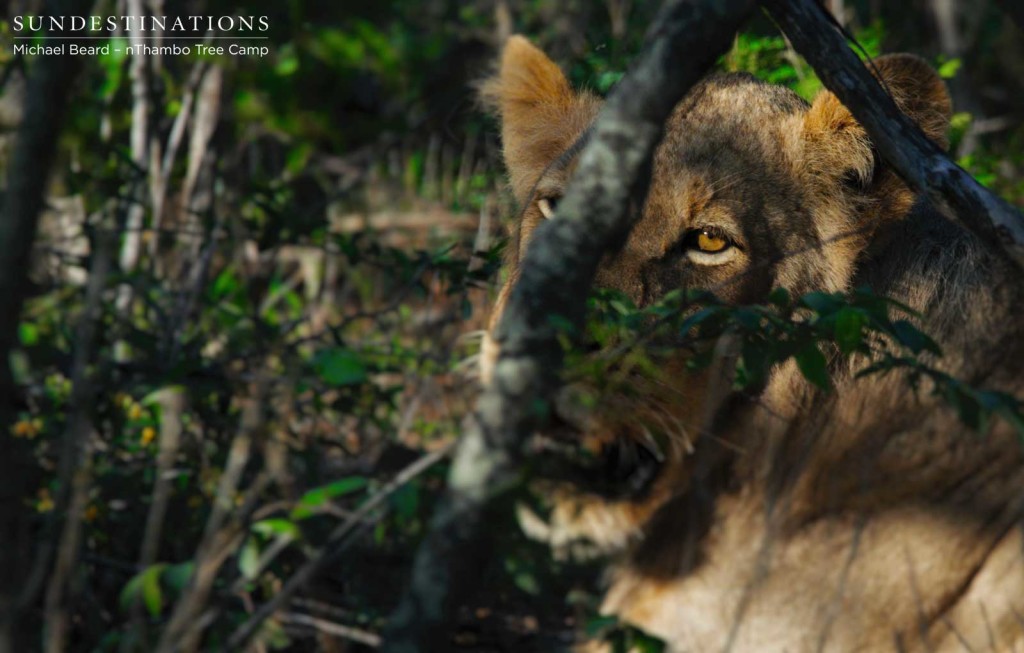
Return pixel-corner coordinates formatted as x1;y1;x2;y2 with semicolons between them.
537;197;559;219
694;229;730;253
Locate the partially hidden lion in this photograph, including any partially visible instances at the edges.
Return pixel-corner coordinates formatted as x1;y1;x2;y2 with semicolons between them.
479;35;1024;652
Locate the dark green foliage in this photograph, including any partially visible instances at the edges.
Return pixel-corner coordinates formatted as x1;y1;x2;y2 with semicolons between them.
577;285;1021;435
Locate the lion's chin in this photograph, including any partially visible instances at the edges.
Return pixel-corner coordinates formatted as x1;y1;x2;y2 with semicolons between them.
531;411;665;502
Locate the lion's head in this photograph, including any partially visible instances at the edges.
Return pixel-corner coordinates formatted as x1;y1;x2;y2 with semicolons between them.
479;36;951;552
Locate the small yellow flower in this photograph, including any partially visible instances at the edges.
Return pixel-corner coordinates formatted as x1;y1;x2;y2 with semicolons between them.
11;419;38;439
83;505;99;522
127;403;144;421
37;489;54;513
140;426;157;446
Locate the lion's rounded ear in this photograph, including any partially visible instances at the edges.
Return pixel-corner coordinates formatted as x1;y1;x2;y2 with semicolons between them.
802;54;952;188
478;36;599;202
868;54;953;147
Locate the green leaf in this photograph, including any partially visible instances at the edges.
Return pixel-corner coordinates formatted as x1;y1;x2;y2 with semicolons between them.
834;307;866;354
796;344;830;390
800;291;841;315
943;383;984;431
937;58;962;79
17;323;38;346
678;306;724;336
252;518;301;540
736;341;772;389
313;348;368;386
141;565;164;617
767;287;791;307
162;562;194;593
211;268;240;300
286;144;313;175
585;615;619;637
391;482;420;522
120;564;167;616
732;307;763;331
547;313;576;336
890;320;942;356
291;476;369;519
239;536;261;580
275;48;299;76
119;572;144;613
512;569;540;595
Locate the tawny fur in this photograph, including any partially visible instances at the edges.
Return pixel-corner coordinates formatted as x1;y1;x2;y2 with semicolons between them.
481;36;1024;652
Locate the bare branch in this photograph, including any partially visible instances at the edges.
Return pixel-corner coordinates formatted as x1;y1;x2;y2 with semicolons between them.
42;228;117;653
380;1;756;650
138;388;187;569
155;386;268;653
114;0;153;328
763;0;1024;266
280;612;382;648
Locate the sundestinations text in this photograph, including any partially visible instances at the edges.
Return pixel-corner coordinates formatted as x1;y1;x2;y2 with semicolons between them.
12;15;270;33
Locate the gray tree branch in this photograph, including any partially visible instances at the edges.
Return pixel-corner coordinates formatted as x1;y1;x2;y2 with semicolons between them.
763;0;1024;266
380;1;756;651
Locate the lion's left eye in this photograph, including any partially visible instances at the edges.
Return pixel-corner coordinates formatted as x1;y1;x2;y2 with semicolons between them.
681;227;739;266
697;230;729;253
685;228;732;254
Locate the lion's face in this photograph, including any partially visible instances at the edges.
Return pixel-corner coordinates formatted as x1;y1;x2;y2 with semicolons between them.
480;36;951;554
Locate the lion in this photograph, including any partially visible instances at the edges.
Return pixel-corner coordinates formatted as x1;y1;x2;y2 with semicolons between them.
478;35;1024;652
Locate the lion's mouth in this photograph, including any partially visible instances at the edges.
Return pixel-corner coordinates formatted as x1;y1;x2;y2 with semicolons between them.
530;400;664;501
602;434;662;498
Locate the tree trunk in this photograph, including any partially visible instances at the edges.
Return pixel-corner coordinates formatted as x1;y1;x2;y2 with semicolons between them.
0;2;81;650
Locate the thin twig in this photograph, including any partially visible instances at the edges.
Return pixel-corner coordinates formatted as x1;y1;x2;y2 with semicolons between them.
149;57;209;259
281;612;382;648
113;0;153;358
